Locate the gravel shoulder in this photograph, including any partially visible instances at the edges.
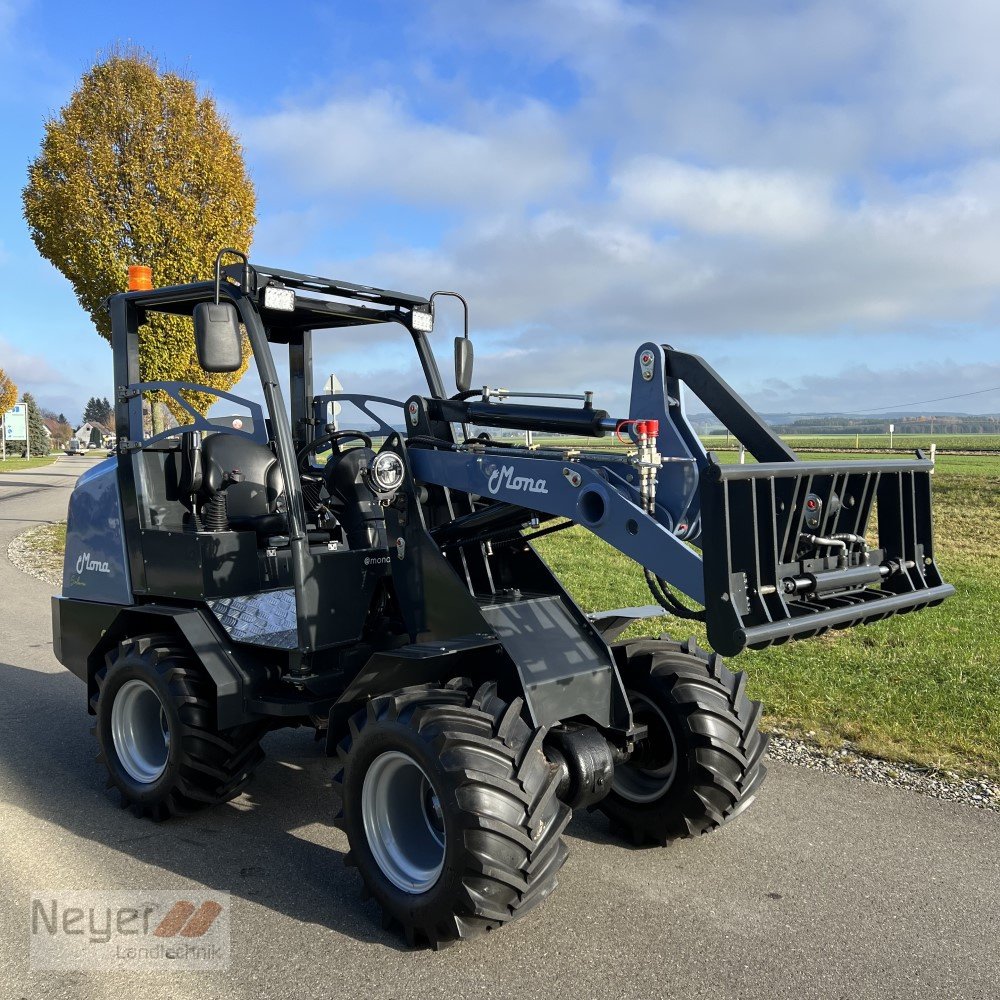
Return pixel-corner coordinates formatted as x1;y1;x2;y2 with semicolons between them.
7;521;64;586
767;734;999;813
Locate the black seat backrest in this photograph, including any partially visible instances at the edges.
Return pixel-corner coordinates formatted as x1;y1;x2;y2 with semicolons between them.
200;433;284;519
177;430;203;498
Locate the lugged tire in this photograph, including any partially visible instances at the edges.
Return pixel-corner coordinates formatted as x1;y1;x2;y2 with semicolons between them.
599;636;768;845
333;679;570;949
92;634;267;821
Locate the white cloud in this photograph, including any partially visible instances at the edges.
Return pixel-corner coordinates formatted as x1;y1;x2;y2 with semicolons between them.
422;0;1000;167
236;1;1000;415
876;1;1000;154
0;332;112;421
747;360;1000;415
290;150;1000;422
0;335;74;388
612;158;833;239
241;92;585;210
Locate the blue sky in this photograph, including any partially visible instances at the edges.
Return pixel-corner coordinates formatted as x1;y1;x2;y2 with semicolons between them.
2;0;1000;424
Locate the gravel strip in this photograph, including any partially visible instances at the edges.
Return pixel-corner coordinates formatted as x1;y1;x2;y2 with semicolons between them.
767;733;1000;812
7;522;63;587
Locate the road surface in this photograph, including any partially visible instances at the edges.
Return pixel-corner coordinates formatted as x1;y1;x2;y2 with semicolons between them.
0;457;997;999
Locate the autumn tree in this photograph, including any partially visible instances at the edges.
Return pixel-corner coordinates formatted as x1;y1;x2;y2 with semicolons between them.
49;419;71;449
0;368;16;416
22;50;256;433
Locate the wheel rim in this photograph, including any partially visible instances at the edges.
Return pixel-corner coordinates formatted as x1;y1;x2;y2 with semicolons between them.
361;750;446;894
614;691;678;804
110;679;171;784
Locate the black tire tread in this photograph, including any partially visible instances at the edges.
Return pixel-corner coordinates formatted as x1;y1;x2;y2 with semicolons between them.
92;634;267;821
601;635;768;845
333;679;568;948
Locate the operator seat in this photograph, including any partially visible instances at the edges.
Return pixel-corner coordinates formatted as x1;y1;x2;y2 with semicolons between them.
196;431;334;544
200;432;287;537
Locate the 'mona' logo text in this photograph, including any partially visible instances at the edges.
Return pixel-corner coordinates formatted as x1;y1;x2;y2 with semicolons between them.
76;552;111;575
487;465;549;497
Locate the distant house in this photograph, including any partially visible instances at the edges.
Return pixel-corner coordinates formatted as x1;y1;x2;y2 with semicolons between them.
43;417;71;448
75;421;114;447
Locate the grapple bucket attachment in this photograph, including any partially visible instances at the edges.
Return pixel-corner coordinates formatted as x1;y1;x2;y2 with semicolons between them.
698;455;955;656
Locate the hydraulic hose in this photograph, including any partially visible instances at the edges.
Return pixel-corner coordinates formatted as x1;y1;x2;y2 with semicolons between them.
645;568;706;622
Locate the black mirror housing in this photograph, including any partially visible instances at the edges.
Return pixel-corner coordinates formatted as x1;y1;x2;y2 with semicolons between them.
193;301;243;373
455;337;474;394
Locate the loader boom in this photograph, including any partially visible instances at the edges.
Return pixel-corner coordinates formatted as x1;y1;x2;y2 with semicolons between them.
401;342;954;655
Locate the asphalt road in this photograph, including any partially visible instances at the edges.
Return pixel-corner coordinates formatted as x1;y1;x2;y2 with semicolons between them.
1;457;998;1000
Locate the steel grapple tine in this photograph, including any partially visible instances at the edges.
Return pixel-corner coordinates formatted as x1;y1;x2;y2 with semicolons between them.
698;456;954;656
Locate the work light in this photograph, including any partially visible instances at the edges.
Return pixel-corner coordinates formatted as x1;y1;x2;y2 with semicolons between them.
411;306;433;332
263;285;296;312
369;451;405;493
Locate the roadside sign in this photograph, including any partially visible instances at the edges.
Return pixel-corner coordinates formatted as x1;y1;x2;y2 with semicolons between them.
4;404;26;441
889;423;894;433
323;374;343;429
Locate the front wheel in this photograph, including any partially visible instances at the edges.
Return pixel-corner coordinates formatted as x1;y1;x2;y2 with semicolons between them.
599;637;768;845
333;679;570;948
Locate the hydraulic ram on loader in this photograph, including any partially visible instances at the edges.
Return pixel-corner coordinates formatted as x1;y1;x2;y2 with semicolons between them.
403;341;954;656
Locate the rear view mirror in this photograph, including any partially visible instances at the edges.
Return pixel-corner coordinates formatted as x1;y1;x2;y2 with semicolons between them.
193;302;243;373
455;337;474;394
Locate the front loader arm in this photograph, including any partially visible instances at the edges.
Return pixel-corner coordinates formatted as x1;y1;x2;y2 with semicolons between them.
405;447;706;604
404;343;954;657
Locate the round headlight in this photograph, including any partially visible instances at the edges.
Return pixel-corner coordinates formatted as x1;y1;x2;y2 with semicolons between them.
370;451;405;493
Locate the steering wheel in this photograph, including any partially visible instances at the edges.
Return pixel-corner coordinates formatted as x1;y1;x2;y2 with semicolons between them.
297;429;373;471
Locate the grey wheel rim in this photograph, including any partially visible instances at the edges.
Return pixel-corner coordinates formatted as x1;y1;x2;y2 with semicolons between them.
361;750;445;894
111;679;171;784
614;691;678;804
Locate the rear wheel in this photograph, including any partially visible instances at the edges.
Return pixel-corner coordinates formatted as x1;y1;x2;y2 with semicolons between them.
333;679;570;948
600;637;768;845
92;635;266;820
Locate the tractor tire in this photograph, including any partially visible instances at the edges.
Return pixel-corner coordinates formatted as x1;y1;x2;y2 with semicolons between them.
599;636;768;845
92;634;266;821
333;678;570;949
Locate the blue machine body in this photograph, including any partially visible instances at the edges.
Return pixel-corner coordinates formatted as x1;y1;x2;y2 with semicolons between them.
61;458;133;605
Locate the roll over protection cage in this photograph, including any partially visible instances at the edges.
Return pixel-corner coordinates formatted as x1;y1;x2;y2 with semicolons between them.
107;263;445;672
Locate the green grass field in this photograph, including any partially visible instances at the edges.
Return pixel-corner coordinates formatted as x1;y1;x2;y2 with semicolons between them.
531;432;1000;455
535;451;1000;779
703;433;1000;453
0;455;58;472
35;521;67;556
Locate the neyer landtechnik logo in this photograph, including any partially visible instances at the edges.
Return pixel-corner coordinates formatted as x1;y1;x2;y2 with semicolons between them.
30;891;230;970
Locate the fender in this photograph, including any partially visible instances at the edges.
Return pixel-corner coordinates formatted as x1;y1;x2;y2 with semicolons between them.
52;597;255;729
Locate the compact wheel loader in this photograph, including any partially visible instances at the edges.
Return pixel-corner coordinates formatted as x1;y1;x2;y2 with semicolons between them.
52;250;954;948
